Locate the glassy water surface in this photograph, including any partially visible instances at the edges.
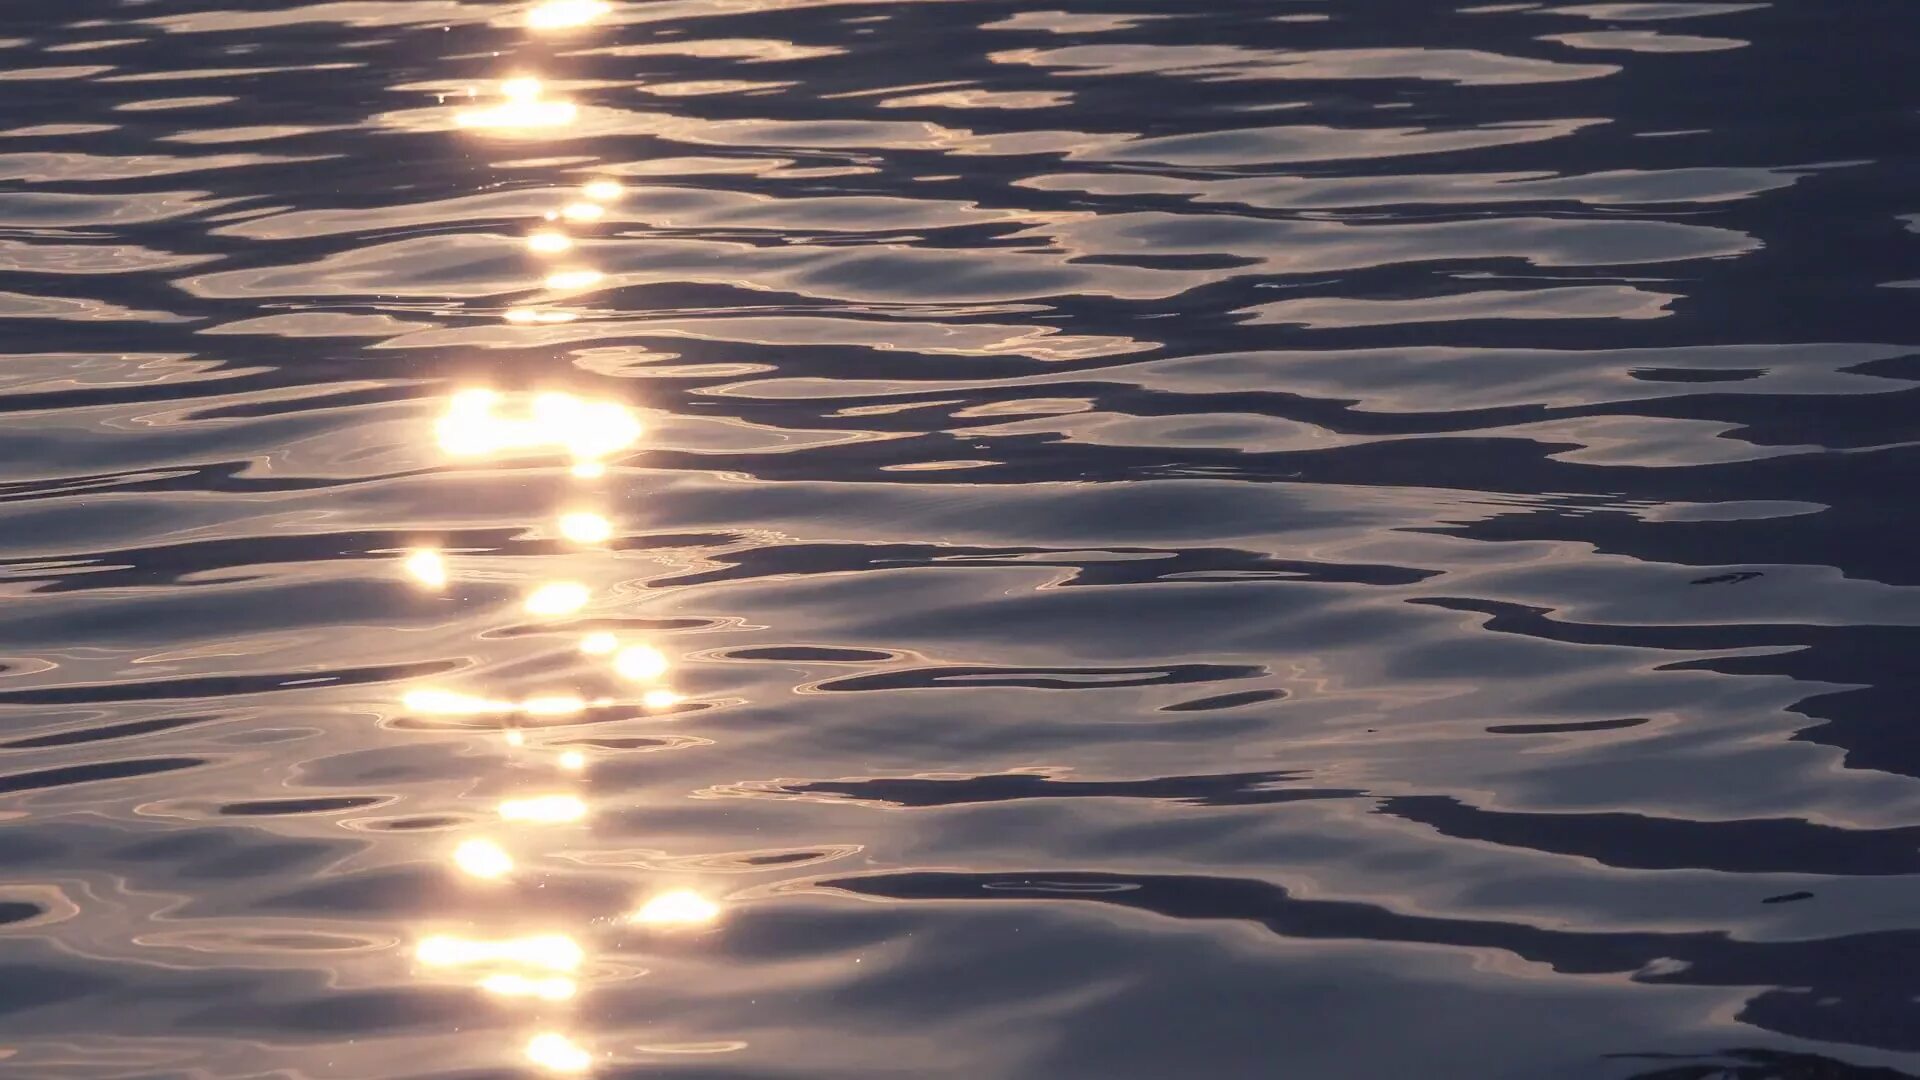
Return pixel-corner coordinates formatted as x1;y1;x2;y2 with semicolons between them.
1;0;1918;1076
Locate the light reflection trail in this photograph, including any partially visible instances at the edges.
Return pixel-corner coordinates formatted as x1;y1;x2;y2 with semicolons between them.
385;7;735;1073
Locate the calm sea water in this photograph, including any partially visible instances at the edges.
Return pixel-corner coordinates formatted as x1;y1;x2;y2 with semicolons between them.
1;1;1918;1077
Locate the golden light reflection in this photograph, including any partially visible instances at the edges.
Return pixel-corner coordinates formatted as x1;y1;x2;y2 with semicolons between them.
455;77;577;131
482;973;578;1002
581;180;624;202
642;689;682;711
558;750;589;772
452;839;515;880
612;644;669;682
404;548;449;589
558;512;613;544
630;889;721;928
525;581;591;616
404;688;590;721
435;390;641;473
505;730;527;747
417;933;583;972
580;632;618;656
527;230;574;255
560;201;605;223
522;694;589;718
543;268;604;291
526;0;612;31
498;794;588;824
526;1033;593;1075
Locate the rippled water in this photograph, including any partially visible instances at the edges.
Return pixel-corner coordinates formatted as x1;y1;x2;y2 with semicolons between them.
2;0;1918;1076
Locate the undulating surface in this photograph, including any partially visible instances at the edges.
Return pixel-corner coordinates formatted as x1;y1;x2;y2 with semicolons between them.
1;0;1918;1077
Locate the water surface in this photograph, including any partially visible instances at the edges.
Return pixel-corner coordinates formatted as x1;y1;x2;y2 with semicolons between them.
1;0;1919;1077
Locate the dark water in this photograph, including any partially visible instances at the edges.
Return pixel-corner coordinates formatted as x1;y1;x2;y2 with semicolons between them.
1;0;1918;1076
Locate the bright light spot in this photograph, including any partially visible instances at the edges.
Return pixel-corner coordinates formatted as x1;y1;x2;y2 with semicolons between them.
558;750;588;771
505;308;577;325
632;889;721;928
544;268;604;291
527;230;573;255
498;794;588;824
642;689;682;711
526;1033;593;1075
505;729;527;747
404;548;448;589
434;389;642;474
580;631;618;655
417;933;583;972
452;839;514;880
558;512;613;544
525;581;590;616
482;973;578;1002
526;0;611;31
612;645;668;682
573;461;607;480
456;77;577;131
582;181;623;202
405;689;514;716
522;694;588;718
560;201;605;223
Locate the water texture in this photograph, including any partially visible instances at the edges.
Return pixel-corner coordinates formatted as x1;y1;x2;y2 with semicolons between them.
0;0;1917;1076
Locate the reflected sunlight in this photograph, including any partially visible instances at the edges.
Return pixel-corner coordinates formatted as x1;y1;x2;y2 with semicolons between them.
526;0;612;31
452;839;516;880
522;694;589;718
418;933;584;972
526;581;591;616
543;268;605;291
580;631;619;656
498;794;589;824
630;889;722;928
558;512;613;544
526;1032;593;1074
434;389;642;473
612;644;669;682
558;750;589;772
482;973;579;1002
561;201;605;223
527;229;574;255
642;689;682;711
455;76;578;131
404;548;449;589
581;179;624;202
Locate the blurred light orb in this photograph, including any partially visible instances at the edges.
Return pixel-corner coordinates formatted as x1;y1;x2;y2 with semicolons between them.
526;0;611;31
452;839;514;880
526;1033;593;1074
631;889;721;928
612;645;669;682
